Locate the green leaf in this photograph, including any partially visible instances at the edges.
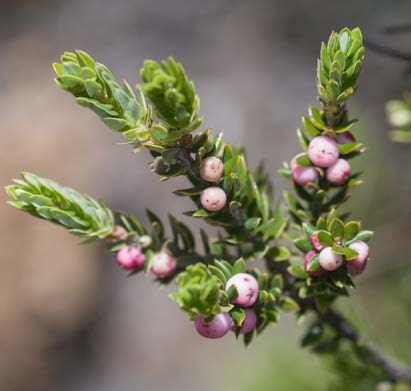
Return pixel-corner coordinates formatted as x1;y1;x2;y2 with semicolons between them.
232;258;246;274
231;308;246;327
294;237;312;253
343;221;361;241
307;254;320;271
296;153;312;167
344;247;358;261
268;246;291;261
287;265;308;279
339;142;363;155
329;218;344;239
279;297;300;312
349;230;374;243
245;217;261;231
173;186;203;197
317;230;333;246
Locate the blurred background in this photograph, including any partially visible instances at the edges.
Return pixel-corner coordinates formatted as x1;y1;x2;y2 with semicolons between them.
1;0;410;390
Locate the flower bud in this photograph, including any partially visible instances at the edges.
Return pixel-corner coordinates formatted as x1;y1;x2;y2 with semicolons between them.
226;273;259;307
291;153;318;186
308;136;339;168
347;240;369;276
310;233;323;252
199;156;224;182
108;225;128;242
200;187;227;212
303;250;326;277
335;131;355;144
318;247;343;271
240;308;258;334
116;245;145;271
194;313;233;339
151;252;177;278
326;158;351;185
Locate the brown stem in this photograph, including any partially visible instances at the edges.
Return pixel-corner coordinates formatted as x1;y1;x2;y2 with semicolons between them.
320;307;411;383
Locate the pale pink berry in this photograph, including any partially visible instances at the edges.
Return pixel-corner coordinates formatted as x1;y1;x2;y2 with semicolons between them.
194;313;233;339
318;247;343;271
308;136;339;168
151;252;177;278
226;273;259;307
347;240;369;276
326;158;351;185
200;187;227;212
291;153;318;186
310;233;323;252
303;250;326;277
240;308;258;334
108;225;128;242
199;156;224;182
116;245;145;271
335;131;355;144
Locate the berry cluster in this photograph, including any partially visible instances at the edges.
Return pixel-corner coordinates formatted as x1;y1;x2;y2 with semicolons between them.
199;156;227;212
291;132;354;187
113;226;177;279
195;273;259;339
299;213;371;279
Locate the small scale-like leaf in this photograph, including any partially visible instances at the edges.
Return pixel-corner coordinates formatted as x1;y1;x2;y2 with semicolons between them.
329;218;344;239
279;297;300;312
343;221;361;241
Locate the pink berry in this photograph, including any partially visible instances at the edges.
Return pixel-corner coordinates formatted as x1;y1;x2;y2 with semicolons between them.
318;247;343;271
347;240;369;276
310;233;323;252
194;313;233;339
151;252;177;278
226;273;259;307
326;159;351;185
240;308;258;334
116;245;145;271
200;187;227;212
303;250;326;277
335;131;355;144
308;136;339;168
291;153;318;186
199;156;224;182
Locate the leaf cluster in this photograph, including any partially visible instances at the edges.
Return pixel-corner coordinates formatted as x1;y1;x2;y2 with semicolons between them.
139;57;202;131
317;28;365;105
6;172;114;241
53;50;150;143
386;93;411;143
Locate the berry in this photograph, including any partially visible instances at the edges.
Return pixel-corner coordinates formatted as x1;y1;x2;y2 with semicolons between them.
303;250;325;277
226;273;259;307
240;309;258;334
200;187;227;212
109;225;128;242
116;245;145;271
326;158;351;185
291;153;318;186
308;136;339;168
199;156;224;182
194;313;233;339
335;131;355;144
318;247;343;271
310;232;323;252
151;252;177;278
347;240;369;276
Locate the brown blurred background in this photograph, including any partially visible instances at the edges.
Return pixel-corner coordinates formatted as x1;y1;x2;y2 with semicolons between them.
0;1;410;390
